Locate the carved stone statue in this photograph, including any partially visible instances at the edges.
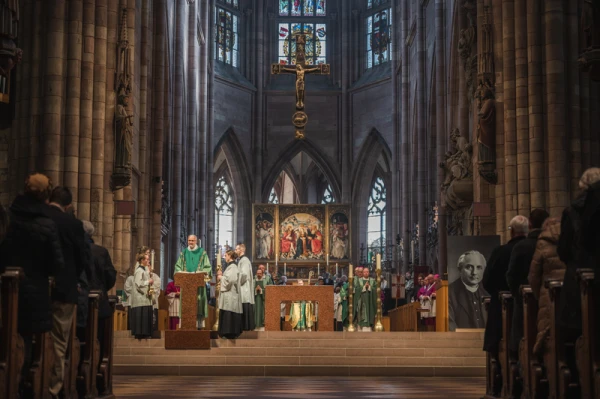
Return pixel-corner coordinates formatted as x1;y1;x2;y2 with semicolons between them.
116;8;131;93
440;128;473;211
582;0;594;50
476;81;497;184
111;92;133;190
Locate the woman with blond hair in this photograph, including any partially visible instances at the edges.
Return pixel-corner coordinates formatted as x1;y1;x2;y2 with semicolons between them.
528;218;566;355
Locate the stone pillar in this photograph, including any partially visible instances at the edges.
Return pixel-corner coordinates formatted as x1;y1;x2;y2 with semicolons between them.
567;0;582;199
78;0;96;220
581;70;591;170
92;0;108;240
187;0;198;236
206;0;216;259
417;4;427;265
171;0;186;257
64;0;83;204
151;0;166;276
492;0;505;237
340;0;351;204
527;0;545;210
103;0;119;255
435;0;447;275
544;0;568;216
198;0;208;247
41;0;67;183
401;0;410;271
502;0;517;232
391;0;401;274
254;0;264;203
514;0;530;214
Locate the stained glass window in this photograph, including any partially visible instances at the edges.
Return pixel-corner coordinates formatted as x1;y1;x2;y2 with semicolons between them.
321;184;334;204
215;7;239;67
278;22;327;65
366;9;392;69
215;176;234;249
367;177;386;250
367;0;388;10
279;0;326;16
268;187;279;204
217;0;239;9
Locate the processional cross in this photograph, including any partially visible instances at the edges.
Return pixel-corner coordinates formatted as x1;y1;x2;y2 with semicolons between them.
271;34;330;140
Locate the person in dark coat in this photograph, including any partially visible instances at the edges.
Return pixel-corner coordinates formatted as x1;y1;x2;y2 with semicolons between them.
482;214;529;394
557;168;600;343
505;208;549;354
0;173;64;398
82;220;117;366
46;186;91;397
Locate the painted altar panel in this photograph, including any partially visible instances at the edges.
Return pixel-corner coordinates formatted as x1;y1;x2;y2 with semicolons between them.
278;205;326;262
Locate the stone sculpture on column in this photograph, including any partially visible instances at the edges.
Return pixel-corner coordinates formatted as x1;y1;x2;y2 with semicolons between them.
476;81;497;185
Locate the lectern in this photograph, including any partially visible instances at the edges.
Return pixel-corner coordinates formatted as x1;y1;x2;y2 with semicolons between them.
164;272;211;349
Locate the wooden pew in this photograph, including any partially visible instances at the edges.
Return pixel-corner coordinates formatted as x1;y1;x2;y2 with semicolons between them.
97;295;117;398
388;302;420;331
575;269;596;399
498;291;520;398
0;267;25;399
545;279;580;399
482;296;501;398
520;285;547;399
63;310;80;399
77;291;101;398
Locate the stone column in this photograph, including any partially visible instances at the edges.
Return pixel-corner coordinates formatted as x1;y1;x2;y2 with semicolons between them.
187;0;198;236
502;0;517;232
151;0;166;275
64;0;83;203
417;4;427;265
41;0;67;183
171;0;186;257
492;0;505;236
527;0;545;210
103;0;119;255
581;69;591;170
435;0;447;275
92;0;108;240
253;0;264;203
206;0;216;259
567;0;581;199
401;0;410;271
514;0;530;214
391;0;401;274
78;0;96;220
340;0;351;204
197;0;208;246
544;0;568;216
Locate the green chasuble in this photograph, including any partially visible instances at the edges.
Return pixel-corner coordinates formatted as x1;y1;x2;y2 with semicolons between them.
356;277;377;327
289;301;314;330
352;278;361;321
254;278;266;327
174;247;212;319
340;282;349;326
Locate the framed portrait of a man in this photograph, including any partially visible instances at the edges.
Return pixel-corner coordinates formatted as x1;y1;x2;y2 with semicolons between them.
447;235;500;331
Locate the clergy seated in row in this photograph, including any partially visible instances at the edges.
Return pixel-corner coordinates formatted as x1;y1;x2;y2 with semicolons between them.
288;280;316;331
174;235;212;329
354;268;377;332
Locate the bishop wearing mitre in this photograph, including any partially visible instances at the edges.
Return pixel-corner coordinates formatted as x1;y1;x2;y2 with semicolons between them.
355;268;377;332
174;235;212;329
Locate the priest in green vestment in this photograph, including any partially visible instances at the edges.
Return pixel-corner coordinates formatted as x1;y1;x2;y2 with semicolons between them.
355;268;377;331
254;268;266;330
258;264;274;285
174;235;212;329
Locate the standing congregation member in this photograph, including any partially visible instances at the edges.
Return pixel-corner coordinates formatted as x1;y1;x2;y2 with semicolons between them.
254;268;266;331
355;268;377;332
506;209;549;354
236;243;255;331
174;235;212;329
483;215;528;396
46;186;91;398
131;253;154;338
217;250;243;339
0;173;64;398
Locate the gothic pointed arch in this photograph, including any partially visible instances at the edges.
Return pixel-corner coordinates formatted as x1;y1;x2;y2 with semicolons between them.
351;129;392;264
262;139;341;202
214;128;252;247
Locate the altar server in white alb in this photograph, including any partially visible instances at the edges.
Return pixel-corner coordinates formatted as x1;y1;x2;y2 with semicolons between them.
236;243;255;331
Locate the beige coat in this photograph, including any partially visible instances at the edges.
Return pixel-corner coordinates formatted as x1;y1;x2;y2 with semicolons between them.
528;218;566;355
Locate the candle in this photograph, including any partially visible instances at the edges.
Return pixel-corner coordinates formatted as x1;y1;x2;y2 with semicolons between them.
336;263;338;276
284;262;287;276
376;253;381;270
275;254;278;266
317;263;320;276
326;253;329;266
150;249;155;270
217;247;221;266
199;239;202;248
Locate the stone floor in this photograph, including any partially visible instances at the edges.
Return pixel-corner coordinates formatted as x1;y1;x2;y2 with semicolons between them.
113;376;486;398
